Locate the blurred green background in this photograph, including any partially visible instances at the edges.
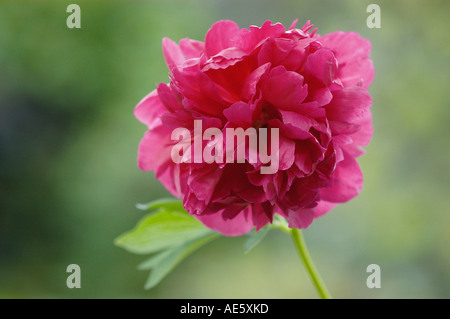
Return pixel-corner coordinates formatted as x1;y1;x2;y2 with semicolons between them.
0;0;449;298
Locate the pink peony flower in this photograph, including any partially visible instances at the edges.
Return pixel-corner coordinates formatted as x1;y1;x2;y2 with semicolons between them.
135;20;374;236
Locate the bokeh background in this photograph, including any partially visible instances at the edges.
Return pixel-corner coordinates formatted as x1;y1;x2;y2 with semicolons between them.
1;0;449;298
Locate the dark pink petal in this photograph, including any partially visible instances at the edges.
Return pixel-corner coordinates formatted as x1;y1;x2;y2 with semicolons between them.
202;55;245;75
162;37;186;71
236;184;267;203
288;19;298;31
261;65;308;109
205;20;241;58
223;101;254;126
287;209;315;229
202;47;247;72
137;126;188;197
321;151;363;203
262;177;277;202
194;206;254;236
239;20;286;53
204;55;256;104
294;139;324;175
303;47;337;86
137;126;172;171
279;109;325;134
278;134;296;170
247;168;271;186
328;120;360;136
161;110;195;130
157;83;183;112
273;171;290;198
171;63;226;116
312;200;337;218
241;62;271;101
339;110;373;158
319;31;374;89
155;162;189;199
308;87;333;107
179;38;205;59
350;109;373;147
326;87;372;123
281;38;315;71
258;38;295;67
291;101;325;119
134;90;167;129
268;119;312;141
283;179;320;208
251;202;274;230
209;164;245;202
188;165;224;205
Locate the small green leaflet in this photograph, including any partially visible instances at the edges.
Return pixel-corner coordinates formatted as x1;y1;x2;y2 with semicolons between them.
135;198;185;212
115;198;219;289
138;233;219;289
115;208;213;255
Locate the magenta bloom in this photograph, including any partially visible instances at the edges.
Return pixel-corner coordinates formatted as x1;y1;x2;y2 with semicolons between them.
135;20;374;236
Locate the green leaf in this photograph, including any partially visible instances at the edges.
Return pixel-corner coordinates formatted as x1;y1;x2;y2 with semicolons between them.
244;226;271;253
115;209;214;254
140;233;220;289
136;198;185;212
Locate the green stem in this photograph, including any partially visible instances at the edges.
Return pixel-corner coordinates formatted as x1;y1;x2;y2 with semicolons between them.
290;228;332;299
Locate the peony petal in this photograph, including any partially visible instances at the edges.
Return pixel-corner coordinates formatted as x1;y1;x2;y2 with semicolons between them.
294;139;324;175
350;109;373;147
179;38;205;59
278;134;296;170
251;202;274;230
201;47;248;72
303;47;337;86
171;63;226;116
162;37;186;71
279;109;324;133
188;164;224;204
137;126;188;198
321;151;363;203
194;206;254;236
205;20;241;57
157;83;183;113
241;62;271;101
137;125;173;171
319;31;374;89
258;37;295;67
326;87;372;123
261;65;308;109
223;101;254;126
238;20;286;53
283;179;320;209
134;89;167;129
268;119;312;141
312;200;337;218
287;209;315;229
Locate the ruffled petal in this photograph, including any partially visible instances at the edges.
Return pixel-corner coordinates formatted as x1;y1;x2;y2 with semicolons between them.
326;87;372;123
134;89;167;129
261;65;308;109
162;37;186;71
321;151;363;203
205;20;241;58
194;206;254;236
319;31;374;89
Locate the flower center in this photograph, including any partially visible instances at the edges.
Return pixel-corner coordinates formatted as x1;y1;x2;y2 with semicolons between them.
253;103;280;129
